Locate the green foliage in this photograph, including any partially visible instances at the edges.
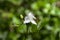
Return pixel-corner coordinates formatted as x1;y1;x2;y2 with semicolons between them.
0;0;60;40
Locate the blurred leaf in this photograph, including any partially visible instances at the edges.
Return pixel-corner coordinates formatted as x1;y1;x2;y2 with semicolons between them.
26;35;32;40
31;2;39;10
17;24;27;33
9;32;20;40
8;0;23;5
12;16;20;26
31;25;37;32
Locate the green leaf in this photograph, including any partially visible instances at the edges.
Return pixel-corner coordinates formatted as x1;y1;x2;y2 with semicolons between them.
12;16;20;26
9;32;20;40
17;24;27;33
31;2;39;10
8;0;23;5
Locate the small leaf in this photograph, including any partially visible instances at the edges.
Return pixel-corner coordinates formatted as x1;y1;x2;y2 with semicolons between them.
12;16;20;27
17;24;27;33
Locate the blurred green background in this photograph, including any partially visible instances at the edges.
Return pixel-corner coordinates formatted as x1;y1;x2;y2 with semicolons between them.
0;0;60;40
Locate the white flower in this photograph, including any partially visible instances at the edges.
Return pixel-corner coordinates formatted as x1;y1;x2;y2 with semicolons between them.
24;12;37;25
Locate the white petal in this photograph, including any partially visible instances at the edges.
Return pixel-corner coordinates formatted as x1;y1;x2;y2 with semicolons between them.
28;12;36;19
24;20;30;23
30;20;37;25
24;16;30;23
28;12;33;16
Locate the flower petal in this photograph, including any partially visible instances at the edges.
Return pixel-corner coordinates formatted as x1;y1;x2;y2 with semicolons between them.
30;19;37;25
24;16;30;23
28;12;36;19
